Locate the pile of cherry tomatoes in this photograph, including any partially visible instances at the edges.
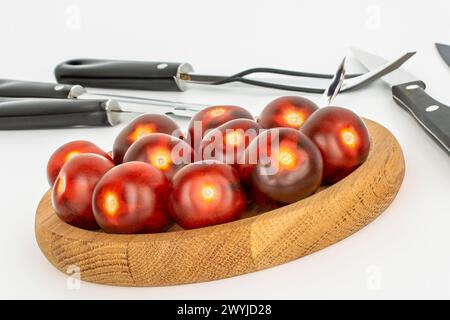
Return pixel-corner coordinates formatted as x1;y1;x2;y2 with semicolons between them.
48;96;370;234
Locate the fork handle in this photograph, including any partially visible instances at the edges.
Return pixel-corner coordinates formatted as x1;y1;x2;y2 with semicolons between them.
55;59;192;91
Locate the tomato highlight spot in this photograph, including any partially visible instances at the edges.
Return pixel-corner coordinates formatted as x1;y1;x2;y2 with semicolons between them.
283;111;305;128
129;124;156;142
340;127;358;148
103;192;119;216
148;148;172;171
65;151;81;162
201;184;216;202
209;108;226;117
225;131;244;147
56;176;66;194
277;147;298;170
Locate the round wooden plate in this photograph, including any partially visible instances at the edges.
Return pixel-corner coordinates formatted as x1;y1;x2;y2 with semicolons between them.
35;119;405;287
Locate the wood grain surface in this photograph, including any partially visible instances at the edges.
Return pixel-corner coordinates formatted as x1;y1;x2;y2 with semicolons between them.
35;119;405;287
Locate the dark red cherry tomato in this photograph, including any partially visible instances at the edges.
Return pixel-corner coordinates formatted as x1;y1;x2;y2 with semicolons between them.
301;106;370;184
123;133;195;181
52;154;115;230
92;162;172;234
47;140;112;186
259;96;319;130
238;128;323;208
201;119;262;168
113;114;183;164
187;105;253;151
168;161;247;229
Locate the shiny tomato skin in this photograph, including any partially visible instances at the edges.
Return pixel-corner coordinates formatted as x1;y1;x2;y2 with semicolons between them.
200;119;262;168
92;162;172;234
187;105;253;151
238;128;323;208
123;133;195;181
52;154;115;230
113;114;183;164
259;96;319;130
300;106;370;184
47;140;111;186
168;161;247;230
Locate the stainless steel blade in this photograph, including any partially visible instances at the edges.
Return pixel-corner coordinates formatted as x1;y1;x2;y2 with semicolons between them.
72;87;207;111
89;92;206;110
82;92;202;119
109;108;197;125
165;107;202;118
436;43;450;68
350;48;418;87
181;73;228;84
103;99;198;126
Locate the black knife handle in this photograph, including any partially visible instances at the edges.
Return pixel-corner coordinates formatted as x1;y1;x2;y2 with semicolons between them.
0;112;111;130
54;59;192;91
392;81;450;154
0;79;81;98
0;98;114;129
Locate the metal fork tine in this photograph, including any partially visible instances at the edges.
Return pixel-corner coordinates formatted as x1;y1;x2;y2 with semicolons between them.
322;58;346;106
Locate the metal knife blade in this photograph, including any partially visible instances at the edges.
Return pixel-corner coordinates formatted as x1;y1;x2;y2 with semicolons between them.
110;100;199;123
436;43;450;68
350;48;418;86
351;48;450;155
79;91;204;115
340;51;416;92
76;90;206;110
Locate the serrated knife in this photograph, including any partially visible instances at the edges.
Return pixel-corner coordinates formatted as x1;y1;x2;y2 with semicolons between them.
352;48;450;155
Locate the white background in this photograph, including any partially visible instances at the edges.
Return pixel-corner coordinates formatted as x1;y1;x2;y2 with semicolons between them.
0;0;449;299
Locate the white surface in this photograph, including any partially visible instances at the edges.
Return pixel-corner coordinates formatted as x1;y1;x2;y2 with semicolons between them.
0;0;449;299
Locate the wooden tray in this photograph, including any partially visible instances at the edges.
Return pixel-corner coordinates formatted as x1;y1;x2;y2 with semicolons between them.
35;119;405;287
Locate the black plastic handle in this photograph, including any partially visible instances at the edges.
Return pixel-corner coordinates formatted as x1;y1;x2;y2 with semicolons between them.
0;79;77;98
0;98;112;129
392;81;450;155
55;59;188;91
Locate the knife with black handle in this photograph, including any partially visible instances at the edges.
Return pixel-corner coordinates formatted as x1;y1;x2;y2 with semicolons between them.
352;48;450;155
0;92;197;130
